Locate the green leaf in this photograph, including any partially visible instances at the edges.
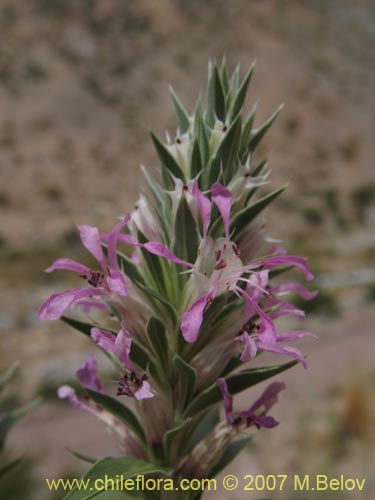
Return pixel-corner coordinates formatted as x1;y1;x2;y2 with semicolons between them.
117;250;145;284
247;104;283;153
0;456;23;478
190;138;202;178
137;230;166;295
239;105;257;160
194;104;210;168
220;60;230;93
149;131;186;182
67;449;97;464
63;456;168;500
183;408;219;455
205;62;216;126
0;362;18;393
184;360;298;418
61;316;94;337
245;158;268;203
173;355;197;410
134;280;178;329
209;438;251;478
231;185;287;239
0;398;41;450
163;418;192;462
213;65;226;121
219;355;243;378
173;196;199;265
170;86;190;134
146;317;168;365
86;390;147;446
230;62;255;120
229;64;240;93
208;114;242;187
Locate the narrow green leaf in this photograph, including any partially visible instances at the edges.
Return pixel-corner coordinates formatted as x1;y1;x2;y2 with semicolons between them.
245;158;268;203
190;138;202;178
219;355;243;378
220;60;230;93
163;418;192;462
231;185;287;239
170;86;190;134
213;65;226;121
137;230;166;295
63;456;168;500
173;196;199;265
247;104;283;153
230;62;255;119
0;456;23;478
183;408;219;455
205;62;216;126
134;280;178;329
209;438;251;478
173;355;197;410
194;104;210;167
149;131;186;182
218;114;242;183
67;449;97;464
239;105;257;159
229;64;240;93
61;316;95;337
0;398;41;450
117;250;145;284
0;362;19;392
184;360;298;418
146;317;168;364
86;390;147;446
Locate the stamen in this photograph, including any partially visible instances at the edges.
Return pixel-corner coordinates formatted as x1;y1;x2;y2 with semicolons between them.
214;259;227;270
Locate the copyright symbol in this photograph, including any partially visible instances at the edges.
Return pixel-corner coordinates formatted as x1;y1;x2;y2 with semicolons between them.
222;474;238;491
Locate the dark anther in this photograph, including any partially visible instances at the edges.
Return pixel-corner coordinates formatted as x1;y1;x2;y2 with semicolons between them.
176;138;181;144
87;270;104;288
223;126;228;132
214;259;227;271
232;243;240;257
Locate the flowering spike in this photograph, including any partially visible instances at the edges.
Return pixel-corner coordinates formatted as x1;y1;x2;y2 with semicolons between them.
40;62;317;484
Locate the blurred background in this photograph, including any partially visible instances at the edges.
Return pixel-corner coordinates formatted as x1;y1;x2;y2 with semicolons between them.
0;1;373;499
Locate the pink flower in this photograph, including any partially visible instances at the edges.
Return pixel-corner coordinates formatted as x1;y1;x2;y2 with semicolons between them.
91;322;154;401
217;378;285;429
39;221;128;320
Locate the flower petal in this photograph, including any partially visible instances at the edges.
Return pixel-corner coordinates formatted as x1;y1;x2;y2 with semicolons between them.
79;224;106;269
271;282;318;300
106;271;128;296
39;288;95;320
258;342;307;369
276;330;318;342
143;242;193;267
248;381;286;414
91;327;116;353
45;258;90;276
239;332;258;361
181;290;214;342
192;180;211;237
76;356;104;393
217;378;233;424
106;214;131;270
57;385;99;417
211;183;232;237
256;255;314;281
114;322;133;370
134;380;154;400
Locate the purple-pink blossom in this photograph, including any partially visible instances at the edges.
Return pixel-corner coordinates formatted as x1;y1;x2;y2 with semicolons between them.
217;378;285;429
